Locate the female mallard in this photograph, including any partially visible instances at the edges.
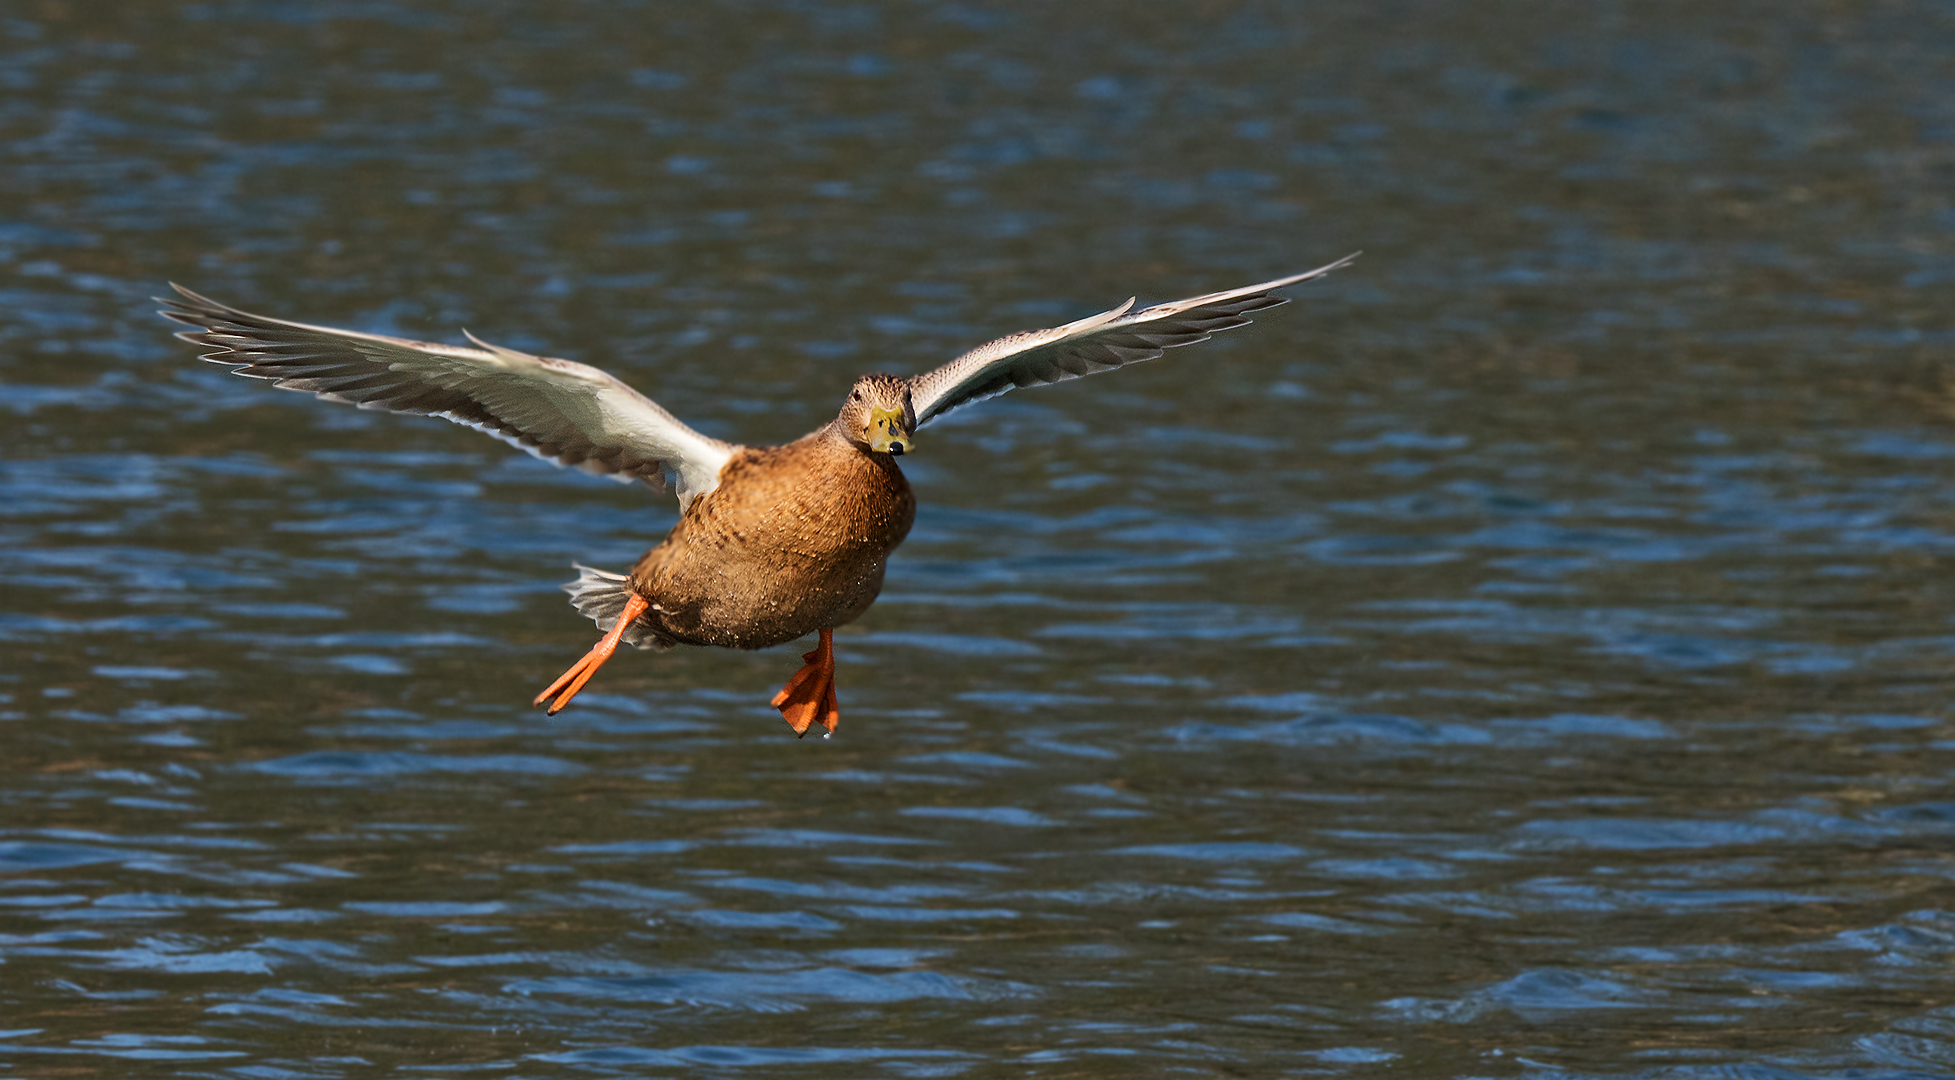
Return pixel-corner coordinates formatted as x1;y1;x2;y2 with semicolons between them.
161;254;1355;736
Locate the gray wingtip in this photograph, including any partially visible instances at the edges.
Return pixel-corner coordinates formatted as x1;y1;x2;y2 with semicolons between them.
156;284;267;331
1288;251;1362;285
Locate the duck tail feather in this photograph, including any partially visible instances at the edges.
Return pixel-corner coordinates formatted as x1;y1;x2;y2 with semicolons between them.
563;564;670;650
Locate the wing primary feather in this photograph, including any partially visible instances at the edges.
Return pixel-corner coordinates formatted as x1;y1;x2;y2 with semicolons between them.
159;285;735;506
907;252;1357;426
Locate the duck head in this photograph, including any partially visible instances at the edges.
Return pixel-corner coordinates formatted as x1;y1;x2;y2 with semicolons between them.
839;373;916;456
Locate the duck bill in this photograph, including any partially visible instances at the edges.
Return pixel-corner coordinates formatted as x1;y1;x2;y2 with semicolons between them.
868;407;914;455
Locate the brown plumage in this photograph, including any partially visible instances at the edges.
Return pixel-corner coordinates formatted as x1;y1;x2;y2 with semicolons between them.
630;392;917;652
158;254;1354;736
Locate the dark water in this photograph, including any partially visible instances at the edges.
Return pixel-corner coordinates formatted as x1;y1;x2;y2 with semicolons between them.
6;2;1955;1075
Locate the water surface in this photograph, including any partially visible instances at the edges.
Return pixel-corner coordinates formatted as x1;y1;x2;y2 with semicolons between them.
5;2;1955;1076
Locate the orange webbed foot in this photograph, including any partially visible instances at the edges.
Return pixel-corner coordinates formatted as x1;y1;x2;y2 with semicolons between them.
771;627;839;737
534;594;650;716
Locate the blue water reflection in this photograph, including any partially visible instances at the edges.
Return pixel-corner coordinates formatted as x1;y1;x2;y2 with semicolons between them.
6;0;1955;1076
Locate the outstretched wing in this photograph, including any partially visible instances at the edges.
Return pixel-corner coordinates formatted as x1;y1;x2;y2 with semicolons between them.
906;253;1358;427
160;285;736;508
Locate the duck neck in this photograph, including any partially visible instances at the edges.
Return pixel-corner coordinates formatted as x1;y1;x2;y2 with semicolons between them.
818;418;866;453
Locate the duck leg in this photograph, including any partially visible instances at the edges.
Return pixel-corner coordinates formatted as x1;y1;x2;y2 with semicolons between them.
534;593;651;715
771;627;840;737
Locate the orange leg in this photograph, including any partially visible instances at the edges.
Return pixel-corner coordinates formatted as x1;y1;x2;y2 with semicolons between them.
770;627;840;737
533;594;651;716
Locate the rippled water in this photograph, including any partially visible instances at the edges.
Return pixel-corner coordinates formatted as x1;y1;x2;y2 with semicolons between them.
7;2;1955;1076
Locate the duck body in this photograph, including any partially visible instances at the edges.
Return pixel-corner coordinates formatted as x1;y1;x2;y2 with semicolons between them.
629;424;915;651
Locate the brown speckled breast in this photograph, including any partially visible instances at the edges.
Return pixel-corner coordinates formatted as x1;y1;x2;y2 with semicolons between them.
626;428;915;649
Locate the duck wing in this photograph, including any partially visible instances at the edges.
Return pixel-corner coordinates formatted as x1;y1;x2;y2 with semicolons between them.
160;285;736;508
906;253;1358;428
